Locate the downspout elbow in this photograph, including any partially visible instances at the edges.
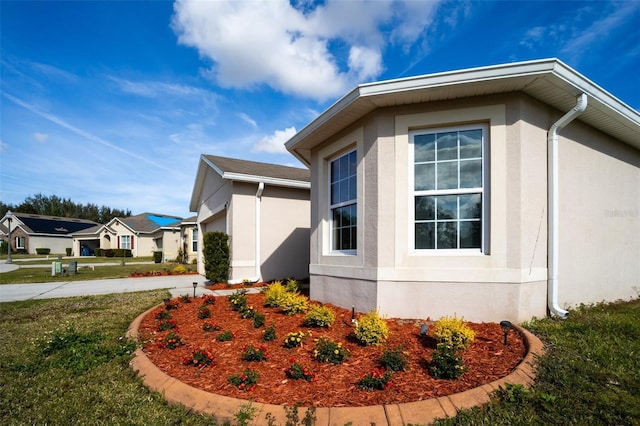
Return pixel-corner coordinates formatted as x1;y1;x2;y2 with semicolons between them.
547;93;587;318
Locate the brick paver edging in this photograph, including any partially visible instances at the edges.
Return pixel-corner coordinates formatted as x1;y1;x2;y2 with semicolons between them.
127;305;545;425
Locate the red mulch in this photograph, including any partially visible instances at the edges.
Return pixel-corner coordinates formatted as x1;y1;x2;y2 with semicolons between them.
138;292;525;407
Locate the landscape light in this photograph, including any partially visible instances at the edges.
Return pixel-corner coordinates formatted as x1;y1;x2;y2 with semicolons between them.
193;282;198;298
500;320;512;345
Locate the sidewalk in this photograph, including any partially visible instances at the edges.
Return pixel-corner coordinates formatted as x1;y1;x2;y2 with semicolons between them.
0;274;216;303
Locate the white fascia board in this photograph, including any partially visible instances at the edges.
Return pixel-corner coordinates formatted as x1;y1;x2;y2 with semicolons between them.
189;155;215;212
222;172;311;189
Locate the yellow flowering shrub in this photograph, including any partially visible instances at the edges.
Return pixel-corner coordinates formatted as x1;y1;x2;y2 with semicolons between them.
431;315;475;351
354;310;389;346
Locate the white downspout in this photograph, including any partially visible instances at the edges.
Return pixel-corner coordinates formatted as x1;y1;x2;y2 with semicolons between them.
228;182;264;284
547;93;587;318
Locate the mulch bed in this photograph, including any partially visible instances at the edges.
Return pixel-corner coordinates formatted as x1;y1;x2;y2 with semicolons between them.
138;292;525;407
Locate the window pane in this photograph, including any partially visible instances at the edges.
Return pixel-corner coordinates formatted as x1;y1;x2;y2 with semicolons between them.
349;175;356;200
415;133;436;162
415;196;435;220
460;194;481;219
437;161;457;189
415;163;435;190
460;159;482;188
460;221;481;248
330;183;338;205
437;222;457;249
339;180;349;204
437;195;458;220
339;155;349;180
459;130;482;159
331;161;339;182
333;227;341;250
415;222;435;249
348;151;357;175
350;204;357;225
350;226;357;250
341;228;351;250
437;132;457;160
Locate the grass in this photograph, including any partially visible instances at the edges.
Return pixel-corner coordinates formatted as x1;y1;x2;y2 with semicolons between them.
1;290;638;425
431;298;640;426
0;262;196;284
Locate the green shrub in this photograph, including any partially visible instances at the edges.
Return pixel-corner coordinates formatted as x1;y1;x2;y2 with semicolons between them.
93;248;102;256
431;315;475;351
280;292;309;315
252;312;265;328
356;368;394;391
305;304;336;327
313;337;350;364
113;249;132;257
429;343;466;379
197;305;211;319
35;248;51;255
203;231;230;283
264;281;288;307
283;331;309;349
354;310;389;346
103;249;114;257
229;289;248;312
285;278;299;292
379;345;410;371
216;330;234;341
65;247;72;256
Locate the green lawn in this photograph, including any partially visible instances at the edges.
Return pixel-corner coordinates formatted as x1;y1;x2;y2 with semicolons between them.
0;291;638;425
0;262;195;284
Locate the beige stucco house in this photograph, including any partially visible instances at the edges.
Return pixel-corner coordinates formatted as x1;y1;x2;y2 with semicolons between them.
190;155;310;282
1;212;99;255
72;212;196;261
285;58;640;323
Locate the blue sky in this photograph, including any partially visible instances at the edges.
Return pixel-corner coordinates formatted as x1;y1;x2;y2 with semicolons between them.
1;0;639;218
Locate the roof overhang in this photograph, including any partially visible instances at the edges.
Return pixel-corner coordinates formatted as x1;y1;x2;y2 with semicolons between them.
189;154;311;212
285;58;640;166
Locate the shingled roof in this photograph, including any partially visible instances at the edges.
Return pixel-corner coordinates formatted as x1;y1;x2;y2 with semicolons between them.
116;213;183;234
8;213;99;235
204;155;310;183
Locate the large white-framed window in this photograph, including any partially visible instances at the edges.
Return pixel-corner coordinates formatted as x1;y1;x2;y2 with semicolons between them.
192;228;198;253
411;124;488;252
120;235;131;250
16;236;25;250
329;150;357;252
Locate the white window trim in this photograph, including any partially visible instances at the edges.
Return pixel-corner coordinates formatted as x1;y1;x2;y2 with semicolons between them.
409;123;490;254
16;236;25;249
328;149;357;255
192;228;198;253
121;234;131;250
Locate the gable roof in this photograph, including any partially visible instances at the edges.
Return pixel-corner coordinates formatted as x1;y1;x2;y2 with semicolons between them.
3;212;99;236
190;155;310;212
109;213;183;234
285;58;640;166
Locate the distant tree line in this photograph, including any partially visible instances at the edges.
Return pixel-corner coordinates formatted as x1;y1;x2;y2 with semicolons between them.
0;193;131;224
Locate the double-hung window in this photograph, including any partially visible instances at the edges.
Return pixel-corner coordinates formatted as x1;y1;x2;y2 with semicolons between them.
16;236;25;250
192;228;198;252
329;150;357;252
120;235;131;250
412;124;487;252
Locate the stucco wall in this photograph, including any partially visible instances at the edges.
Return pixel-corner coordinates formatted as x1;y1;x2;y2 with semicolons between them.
308;92;639;322
28;235;72;255
557;122;640;306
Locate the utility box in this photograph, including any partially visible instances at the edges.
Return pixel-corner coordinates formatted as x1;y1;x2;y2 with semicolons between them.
52;261;62;276
69;261;77;275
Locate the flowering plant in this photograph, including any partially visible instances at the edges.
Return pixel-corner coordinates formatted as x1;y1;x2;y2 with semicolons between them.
163;298;179;310
240;305;256;319
202;294;216;305
283;330;310;348
154;309;172;320
356;368;393;391
159;331;183;349
157;319;178;332
216;330;234;342
241;344;268;362
313;337;350;364
197;305;211;319
183;348;215;368
202;321;222;332
285;359;318;382
228;369;259;391
180;294;192;303
262;323;277;341
229;289;248;312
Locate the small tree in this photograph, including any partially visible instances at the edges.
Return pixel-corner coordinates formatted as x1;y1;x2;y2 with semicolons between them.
203;231;230;283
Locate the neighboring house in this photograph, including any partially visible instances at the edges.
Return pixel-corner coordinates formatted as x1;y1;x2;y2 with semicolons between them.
190;155;310;282
285;58;640;322
0;212;99;255
72;212;192;260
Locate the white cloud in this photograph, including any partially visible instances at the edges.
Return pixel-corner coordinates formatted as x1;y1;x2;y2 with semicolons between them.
238;112;257;129
33;132;49;143
171;0;444;101
253;127;297;154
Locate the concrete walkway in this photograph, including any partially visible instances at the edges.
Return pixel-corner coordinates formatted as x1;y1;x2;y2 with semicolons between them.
0;273;215;303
